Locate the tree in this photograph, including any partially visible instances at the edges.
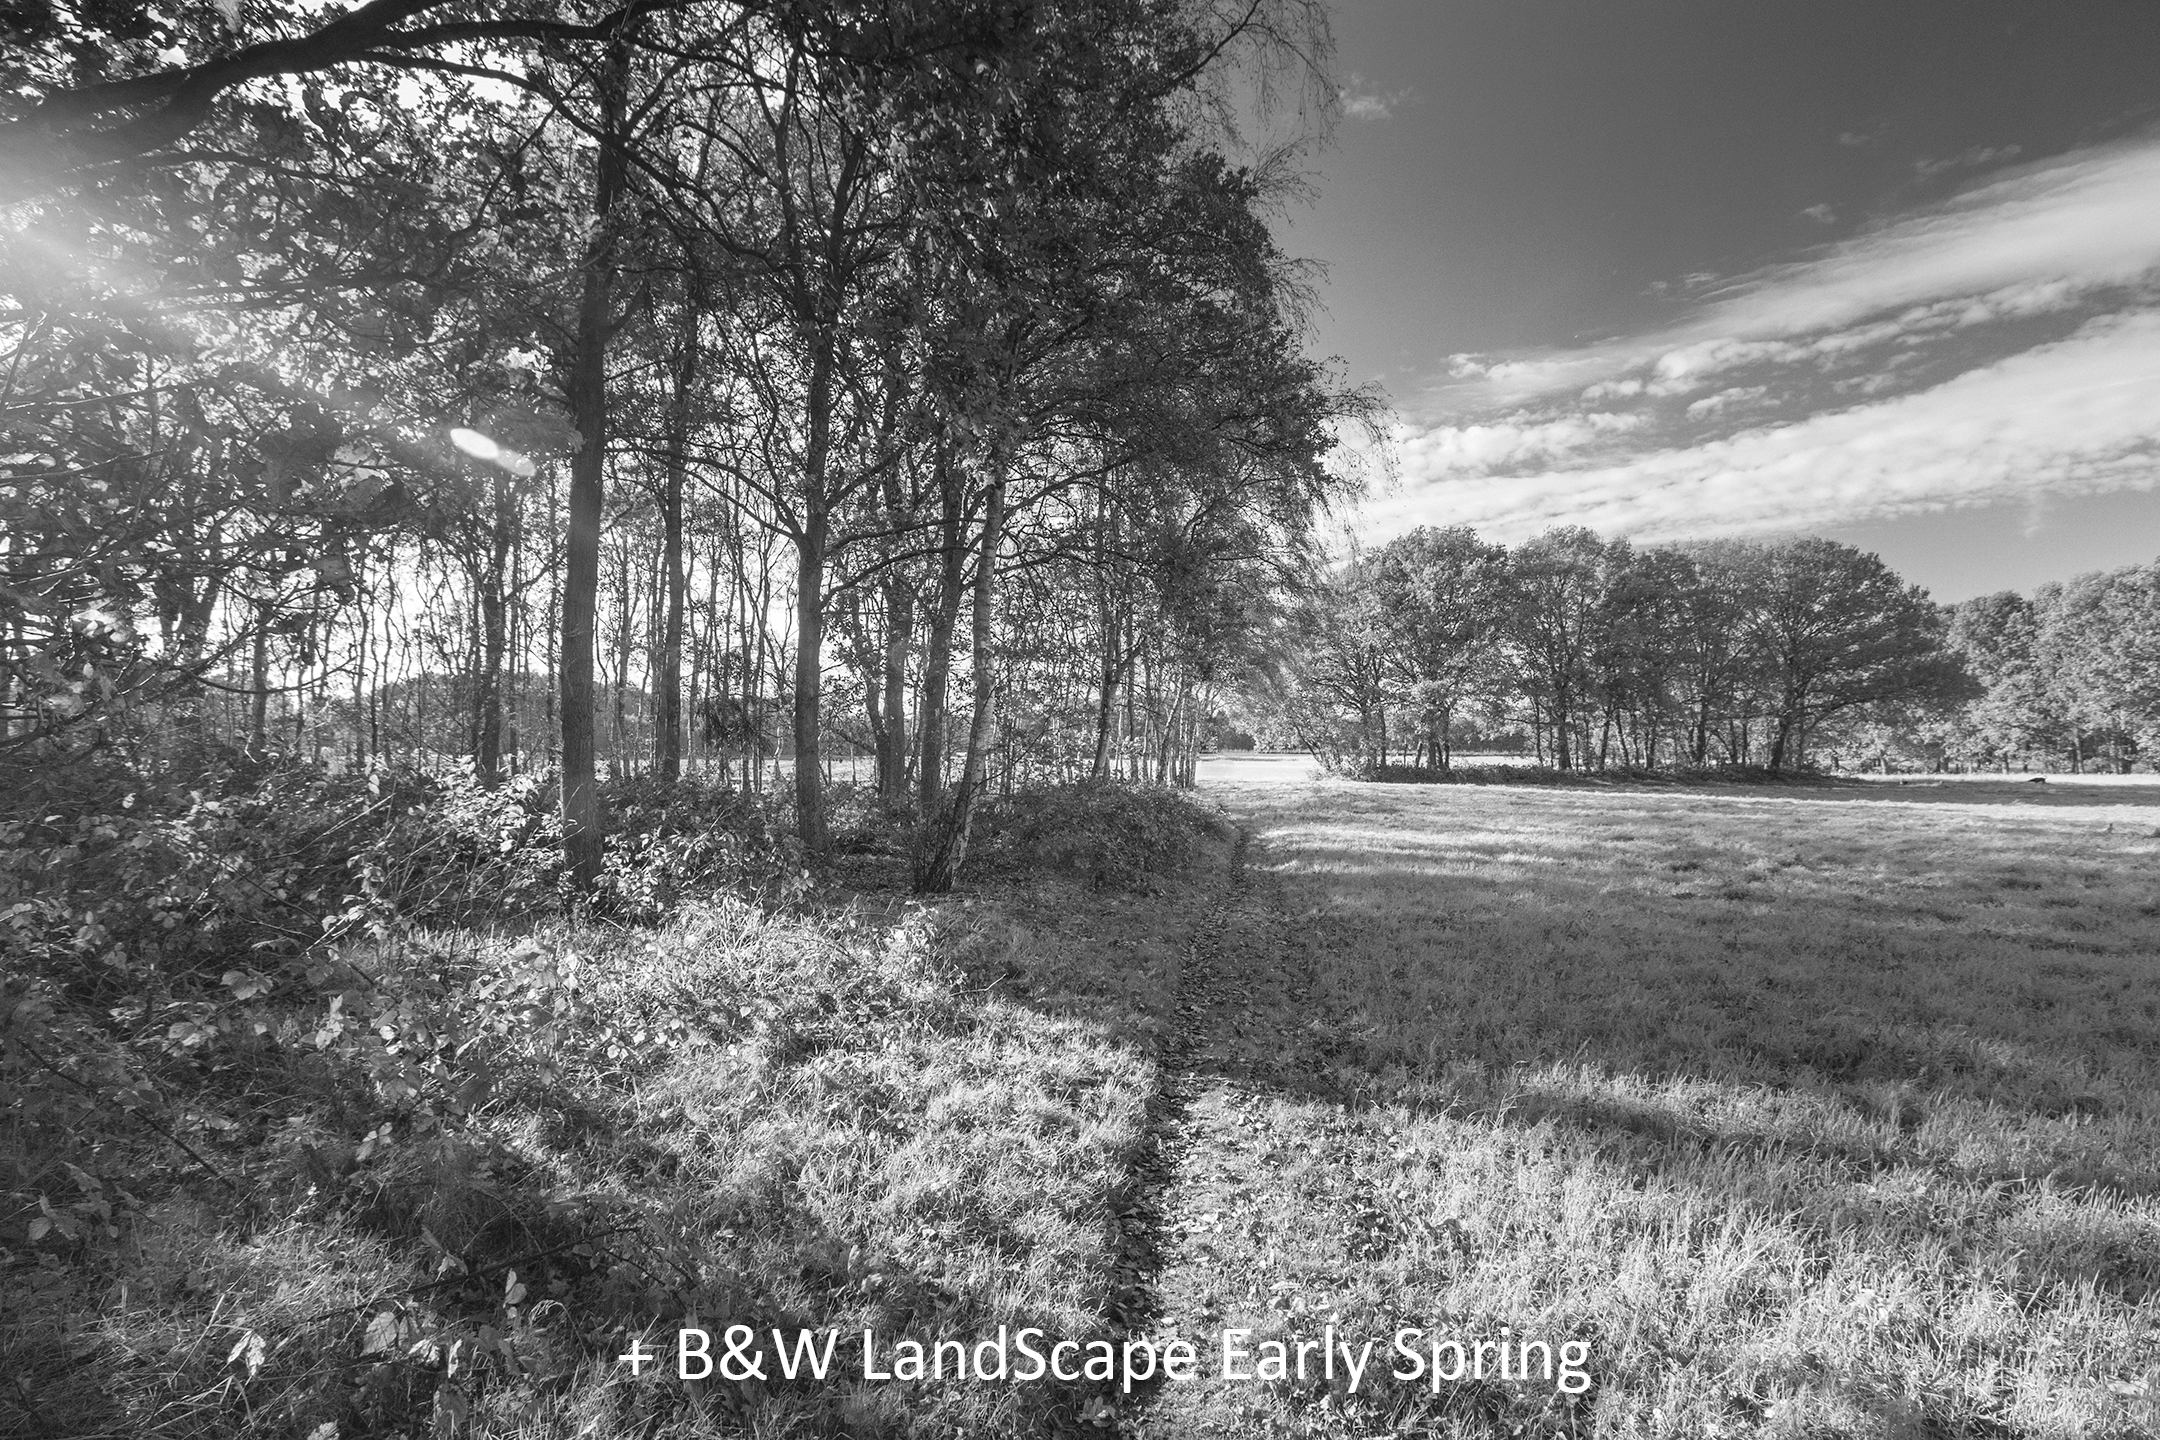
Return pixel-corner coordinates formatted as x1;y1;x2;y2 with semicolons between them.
1947;590;2059;769
1368;526;1504;773
1740;538;1974;771
1499;527;1614;771
0;0;656;202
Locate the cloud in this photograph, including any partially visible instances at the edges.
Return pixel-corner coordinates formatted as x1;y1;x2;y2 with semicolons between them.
1379;310;2160;543
1375;131;2160;552
1338;72;1412;123
1396;411;1645;475
1800;203;1837;225
1437;134;2160;409
1683;386;1768;419
1914;144;2022;182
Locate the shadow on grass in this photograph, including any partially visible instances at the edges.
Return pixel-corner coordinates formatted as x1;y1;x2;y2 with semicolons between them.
988;780;2160;1436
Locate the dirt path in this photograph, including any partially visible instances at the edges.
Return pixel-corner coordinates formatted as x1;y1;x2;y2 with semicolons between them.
1093;827;1351;1438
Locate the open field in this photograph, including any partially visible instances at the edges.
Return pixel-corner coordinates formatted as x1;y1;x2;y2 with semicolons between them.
12;773;2159;1438
1134;769;2160;1437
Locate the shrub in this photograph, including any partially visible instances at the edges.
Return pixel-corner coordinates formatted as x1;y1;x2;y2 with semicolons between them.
970;781;1227;888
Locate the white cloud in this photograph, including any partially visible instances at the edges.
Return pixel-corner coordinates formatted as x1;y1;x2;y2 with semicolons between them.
1695;142;2149;337
1396;410;1644;475
1440;134;2160;408
1339;73;1412;123
1914;144;2022;182
1801;203;1837;224
1683;386;1768;419
1381;310;2160;543
1377;131;2160;552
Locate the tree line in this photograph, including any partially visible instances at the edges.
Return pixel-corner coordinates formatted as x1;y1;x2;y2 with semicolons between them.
1276;524;2160;777
1921;560;2160;774
3;0;1370;892
1272;525;1973;774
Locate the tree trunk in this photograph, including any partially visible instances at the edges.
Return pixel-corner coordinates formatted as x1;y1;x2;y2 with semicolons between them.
474;477;511;787
1090;642;1123;781
791;504;828;850
246;600;270;757
917;449;964;810
654;321;695;784
1768;712;1795;771
915;469;1003;893
1089;494;1120;781
788;295;845;850
558;30;630;893
878;578;912;799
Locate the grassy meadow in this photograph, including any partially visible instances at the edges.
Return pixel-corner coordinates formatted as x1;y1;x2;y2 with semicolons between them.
12;768;2160;1439
1148;761;2160;1438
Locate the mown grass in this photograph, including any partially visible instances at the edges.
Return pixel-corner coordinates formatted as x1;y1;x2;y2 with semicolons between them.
1158;772;2160;1438
1;786;1226;1440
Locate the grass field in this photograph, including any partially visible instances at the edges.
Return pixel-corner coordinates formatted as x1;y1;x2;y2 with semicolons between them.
1142;764;2160;1437
13;772;2159;1438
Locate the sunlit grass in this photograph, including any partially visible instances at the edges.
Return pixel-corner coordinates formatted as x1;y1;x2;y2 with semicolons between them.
1158;773;2160;1437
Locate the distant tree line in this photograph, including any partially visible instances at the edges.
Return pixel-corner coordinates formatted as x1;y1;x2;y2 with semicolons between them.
1269;525;1976;774
1917;562;2160;774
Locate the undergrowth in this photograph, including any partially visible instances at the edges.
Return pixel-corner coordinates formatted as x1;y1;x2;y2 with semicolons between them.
1;754;1212;1438
969;782;1228;888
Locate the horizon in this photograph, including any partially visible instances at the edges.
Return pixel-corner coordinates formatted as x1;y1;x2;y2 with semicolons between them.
1288;0;2160;604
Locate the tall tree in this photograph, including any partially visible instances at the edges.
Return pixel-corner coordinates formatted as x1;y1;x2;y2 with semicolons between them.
1500;528;1613;771
1370;526;1504;773
1741;538;1973;771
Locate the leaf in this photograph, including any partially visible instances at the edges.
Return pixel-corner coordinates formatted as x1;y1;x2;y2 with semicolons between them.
362;1310;401;1355
503;1269;526;1306
226;1329;267;1378
431;1381;470;1438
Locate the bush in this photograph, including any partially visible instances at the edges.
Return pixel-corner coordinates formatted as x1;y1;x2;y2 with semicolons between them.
970;781;1227;888
0;757;805;1304
356;770;804;929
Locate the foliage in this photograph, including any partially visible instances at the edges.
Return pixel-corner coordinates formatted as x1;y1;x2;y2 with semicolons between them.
0;751;804;1373
2;783;1172;1438
1284;525;1975;775
970;781;1228;888
2;0;1358;888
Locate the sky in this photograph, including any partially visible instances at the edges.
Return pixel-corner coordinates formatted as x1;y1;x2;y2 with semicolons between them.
1283;0;2160;600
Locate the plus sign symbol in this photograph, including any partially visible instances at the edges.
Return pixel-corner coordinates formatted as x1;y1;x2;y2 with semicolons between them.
619;1335;656;1376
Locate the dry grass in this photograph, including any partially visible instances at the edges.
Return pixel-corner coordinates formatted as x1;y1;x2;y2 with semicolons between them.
1150;770;2160;1437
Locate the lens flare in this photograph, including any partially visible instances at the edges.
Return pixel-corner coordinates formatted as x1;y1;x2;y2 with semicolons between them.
448;426;537;477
